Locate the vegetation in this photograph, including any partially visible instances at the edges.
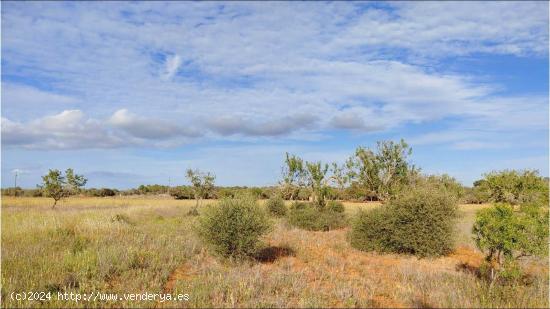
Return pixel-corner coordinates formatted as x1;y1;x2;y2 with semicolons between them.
186;169;216;215
87;188;118;197
330;162;350;194
280;153;305;201
350;183;458;257
266;195;287;217
3;196;547;308
196;196;272;259
304;161;329;207
288;202;347;231
40;169;87;208
3;140;549;307
473;202;548;282
347;139;417;202
475;170;549;204
422;174;465;200
461;185;491;204
326;200;345;213
136;184;171;195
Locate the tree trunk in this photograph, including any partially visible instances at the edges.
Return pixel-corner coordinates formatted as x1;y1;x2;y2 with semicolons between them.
52;199;58;209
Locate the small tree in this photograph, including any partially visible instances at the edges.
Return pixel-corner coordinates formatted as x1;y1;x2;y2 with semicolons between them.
65;168;88;195
472;202;549;282
186;169;215;215
41;169;87;208
347;139;415;202
330;162;349;200
305;161;329;207
280;153;305;201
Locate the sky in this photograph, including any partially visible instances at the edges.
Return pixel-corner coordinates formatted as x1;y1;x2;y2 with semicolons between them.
1;1;548;189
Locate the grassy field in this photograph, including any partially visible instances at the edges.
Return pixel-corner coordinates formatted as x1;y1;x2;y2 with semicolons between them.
1;196;548;308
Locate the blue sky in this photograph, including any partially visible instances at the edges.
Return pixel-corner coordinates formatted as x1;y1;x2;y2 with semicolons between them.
1;1;548;189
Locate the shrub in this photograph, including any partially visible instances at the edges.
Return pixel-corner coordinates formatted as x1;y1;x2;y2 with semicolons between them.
350;185;458;257
196;196;272;259
288;202;347;231
423;174;465;200
266;195;287;217
326;200;345;213
170;186;194;199
461;186;491;204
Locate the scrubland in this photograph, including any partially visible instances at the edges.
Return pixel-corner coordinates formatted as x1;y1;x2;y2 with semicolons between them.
1;196;548;308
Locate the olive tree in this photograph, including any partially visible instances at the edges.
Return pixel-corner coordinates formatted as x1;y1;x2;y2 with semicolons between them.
41;169;87;208
280;153;305;201
186;169;215;215
476;170;548;205
473;202;548;282
330;162;349;198
65;168;88;195
305;161;329;207
347;139;415;202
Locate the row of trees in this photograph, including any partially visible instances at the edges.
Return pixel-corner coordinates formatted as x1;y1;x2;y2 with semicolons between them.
13;140;549;216
280;139;419;205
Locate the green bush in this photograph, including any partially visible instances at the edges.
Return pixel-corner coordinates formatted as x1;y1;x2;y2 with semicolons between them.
350;185;458;257
326;200;345;213
472;201;549;282
170;186;194;199
288;202;347;231
196;196;272;259
461;186;491;204
266;195;287;217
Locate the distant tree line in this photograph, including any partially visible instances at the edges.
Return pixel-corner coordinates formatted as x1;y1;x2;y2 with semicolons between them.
3;143;548;210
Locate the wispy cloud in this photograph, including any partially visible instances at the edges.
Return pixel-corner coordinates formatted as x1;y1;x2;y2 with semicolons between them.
2;2;546;151
162;54;182;80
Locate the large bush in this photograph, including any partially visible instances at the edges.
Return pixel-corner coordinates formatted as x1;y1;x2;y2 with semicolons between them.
350;185;458;257
196;196;272;259
266;195;287;217
288;202;347;231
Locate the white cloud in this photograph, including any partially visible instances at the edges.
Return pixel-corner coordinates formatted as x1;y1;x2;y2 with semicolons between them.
109;109;200;139
2;110;124;149
1;2;547;151
206;113;318;137
162;54;182;80
2;109;203;149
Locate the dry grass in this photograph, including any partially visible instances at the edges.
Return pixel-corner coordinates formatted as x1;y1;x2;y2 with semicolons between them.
2;197;547;308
